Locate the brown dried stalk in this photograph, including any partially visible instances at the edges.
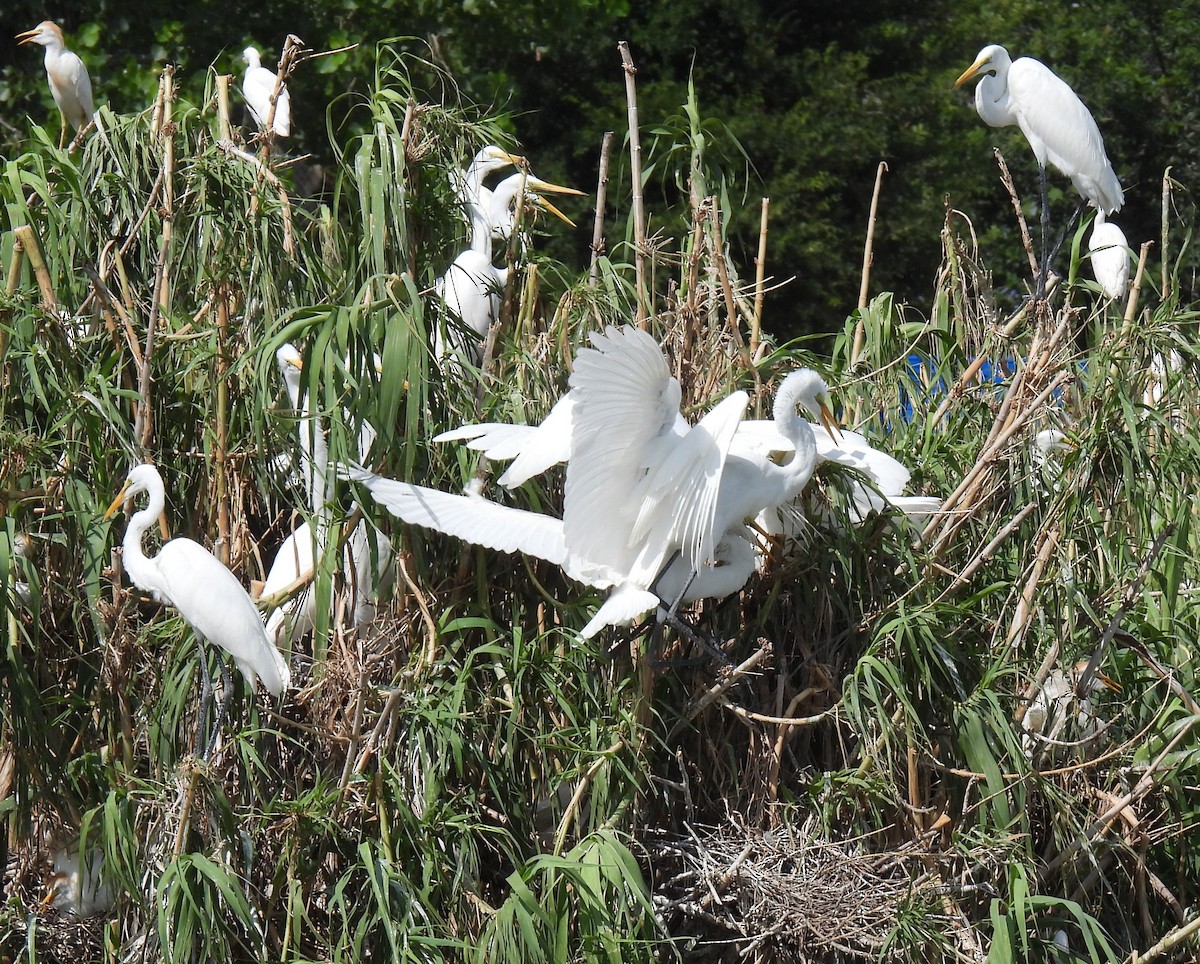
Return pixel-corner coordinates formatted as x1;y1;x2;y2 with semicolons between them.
618;42;648;326
589;131;614;286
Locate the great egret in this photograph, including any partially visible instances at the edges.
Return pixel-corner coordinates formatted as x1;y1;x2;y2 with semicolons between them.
1088;218;1129;301
105;464;290;755
241;46;291;137
17;21;94;139
954;45;1123;215
435;172;580;362
263;344;394;644
450;145;525;250
349;327;833;640
1021;659;1118;758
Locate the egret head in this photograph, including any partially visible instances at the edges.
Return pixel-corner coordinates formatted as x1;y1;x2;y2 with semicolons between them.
776;369;839;442
242;46;262;68
954;44;1009;89
468;145;526;177
104;464;159;520
275;343;303;375
16;21;64;48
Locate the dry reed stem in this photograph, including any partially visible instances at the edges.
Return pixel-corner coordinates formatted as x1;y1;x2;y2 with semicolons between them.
850;161;888;376
751;198;770;357
1002;525;1061;650
215;74;232;142
995;149;1039;282
11;226;56;313
589;131;614;286
136;67;176;453
618;42;648;327
553;738;625;855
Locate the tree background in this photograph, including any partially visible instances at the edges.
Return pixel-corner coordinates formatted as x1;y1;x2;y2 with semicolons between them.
3;0;1195;340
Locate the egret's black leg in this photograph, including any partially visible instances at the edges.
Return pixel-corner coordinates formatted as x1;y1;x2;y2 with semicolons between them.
206;660;234;758
1044;202;1084;282
1036;163;1050;300
193;635;213;759
646;558;732;668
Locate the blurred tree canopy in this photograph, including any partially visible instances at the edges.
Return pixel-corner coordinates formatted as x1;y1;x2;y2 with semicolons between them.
2;0;1196;340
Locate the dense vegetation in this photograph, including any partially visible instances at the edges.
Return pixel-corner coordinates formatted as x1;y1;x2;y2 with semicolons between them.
2;5;1200;963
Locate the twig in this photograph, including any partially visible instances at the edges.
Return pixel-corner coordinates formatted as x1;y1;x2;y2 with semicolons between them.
216;140;295;257
751;198;769;355
589;131;614;286
850;162;888;369
618;42;647;327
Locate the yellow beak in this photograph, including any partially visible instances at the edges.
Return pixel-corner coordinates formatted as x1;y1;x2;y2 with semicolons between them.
103;479;132;520
530;195;576;227
16;28;39;45
525;176;586;198
817;397;841;444
953;54;989;90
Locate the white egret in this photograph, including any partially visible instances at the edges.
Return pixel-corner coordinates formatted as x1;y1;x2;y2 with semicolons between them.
263;344;394;644
241;46;291;137
439;368;935;527
341;466;756;641
954;44;1123;215
105;464;290;755
17;21;94;139
1021;660;1118;758
1088;217;1129;301
434;172;580;362
350;327;833;641
450;145;525;250
47;845;114;918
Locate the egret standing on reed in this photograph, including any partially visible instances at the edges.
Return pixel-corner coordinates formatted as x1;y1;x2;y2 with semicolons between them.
105;464;290;756
17;21;94;143
242;45;291;137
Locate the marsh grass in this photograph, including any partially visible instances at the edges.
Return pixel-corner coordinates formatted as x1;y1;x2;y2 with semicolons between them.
1;43;1199;964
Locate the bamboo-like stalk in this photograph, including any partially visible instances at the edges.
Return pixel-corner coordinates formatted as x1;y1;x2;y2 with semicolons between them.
214;288;230;567
12;225;57;312
751;198;769;355
850;162;888;368
618;42;648;327
589;131;614;286
136;67;176;453
216;73;233;143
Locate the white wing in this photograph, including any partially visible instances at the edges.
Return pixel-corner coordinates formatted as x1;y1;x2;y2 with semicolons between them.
343;465;567;568
1008;57;1122;213
564;326;684;577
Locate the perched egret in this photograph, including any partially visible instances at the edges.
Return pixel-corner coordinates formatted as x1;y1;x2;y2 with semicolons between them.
241;46;291;137
1021;660;1118;758
450;145;525;250
954;45;1123;215
434;172;579;362
105;464;290;754
1088;217;1129;301
17;21;94;138
263;344;394;644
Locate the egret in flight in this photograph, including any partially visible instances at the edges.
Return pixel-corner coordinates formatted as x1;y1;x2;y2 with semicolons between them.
242;45;291;137
349;327;834;641
955;44;1123;295
17;21;94;143
105;464;290;756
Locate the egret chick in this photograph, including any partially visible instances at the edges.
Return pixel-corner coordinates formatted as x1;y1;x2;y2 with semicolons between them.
105;464;289;756
17;21;94;140
242;45;291;137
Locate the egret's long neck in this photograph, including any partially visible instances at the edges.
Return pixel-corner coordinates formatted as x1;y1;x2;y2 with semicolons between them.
775;387;819;500
122;495;169;599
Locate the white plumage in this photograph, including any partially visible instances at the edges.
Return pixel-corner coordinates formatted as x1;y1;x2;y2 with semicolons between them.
105;463;290;696
955;44;1123;215
17;21;94;133
242;45;291;137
